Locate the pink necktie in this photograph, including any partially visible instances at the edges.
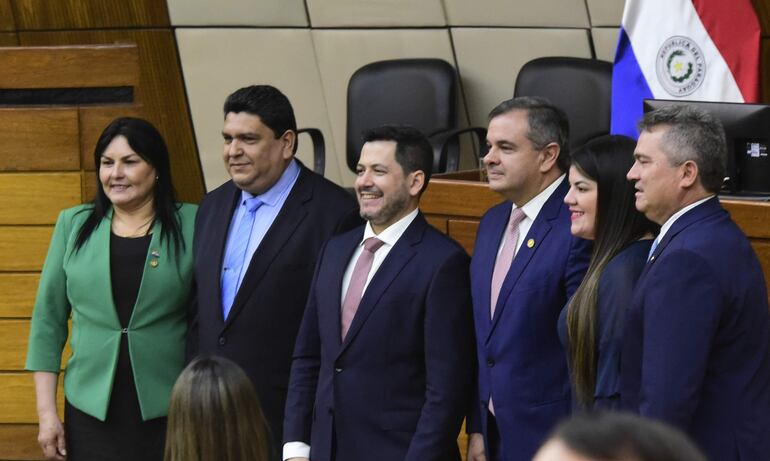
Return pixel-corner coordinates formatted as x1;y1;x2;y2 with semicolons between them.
341;237;385;340
489;208;526;415
490;208;526;319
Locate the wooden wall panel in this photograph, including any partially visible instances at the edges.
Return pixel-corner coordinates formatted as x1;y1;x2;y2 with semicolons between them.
0;173;81;225
19;31;204;203
0;45;139;90
82;173;96;203
0;0;14;31
425;216;448;233
0;227;53;271
0;274;39;318
79;105;144;171
0;424;39;460
11;0;169;30
0;33;18;46
0;109;80;171
0;320;29;370
0;373;63;423
753;0;770;35
448;219;479;255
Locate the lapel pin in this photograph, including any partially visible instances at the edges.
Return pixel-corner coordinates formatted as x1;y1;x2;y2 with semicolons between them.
526;238;535;248
150;249;160;268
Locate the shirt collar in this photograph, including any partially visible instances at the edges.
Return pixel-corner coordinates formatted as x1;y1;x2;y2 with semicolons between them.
239;159;300;207
657;194;715;242
361;208;419;248
515;174;565;221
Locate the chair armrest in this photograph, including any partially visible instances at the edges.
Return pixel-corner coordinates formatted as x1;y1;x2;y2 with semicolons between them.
297;127;325;176
429;127;488;173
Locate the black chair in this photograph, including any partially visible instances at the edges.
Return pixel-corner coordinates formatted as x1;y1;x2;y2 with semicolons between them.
346;58;486;174
296;127;325;176
514;57;613;150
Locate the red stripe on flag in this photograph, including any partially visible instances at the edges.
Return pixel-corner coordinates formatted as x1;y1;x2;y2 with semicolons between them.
692;0;761;101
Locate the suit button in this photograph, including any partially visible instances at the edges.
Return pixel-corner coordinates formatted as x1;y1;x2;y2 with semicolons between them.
218;336;226;346
334;367;342;373
487;359;495;367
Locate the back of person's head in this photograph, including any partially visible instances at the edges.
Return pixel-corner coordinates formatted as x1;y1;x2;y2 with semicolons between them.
567;135;657;407
488;96;571;172
361;125;434;193
223;85;298;153
534;412;706;461
637;104;727;193
164;356;269;461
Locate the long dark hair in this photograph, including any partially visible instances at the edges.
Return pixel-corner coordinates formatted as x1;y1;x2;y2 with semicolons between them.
566;135;657;406
75;117;183;254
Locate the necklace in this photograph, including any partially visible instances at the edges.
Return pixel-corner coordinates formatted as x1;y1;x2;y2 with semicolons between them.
112;213;155;238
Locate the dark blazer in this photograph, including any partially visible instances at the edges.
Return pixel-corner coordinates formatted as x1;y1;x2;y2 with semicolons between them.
469;178;591;461
622;197;770;461
283;213;475;461
192;163;359;456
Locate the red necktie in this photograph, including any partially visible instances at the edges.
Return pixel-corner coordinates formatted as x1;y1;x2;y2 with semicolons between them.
341;237;385;340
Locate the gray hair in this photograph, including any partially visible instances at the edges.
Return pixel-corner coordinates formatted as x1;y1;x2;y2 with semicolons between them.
488;96;570;172
638;105;727;193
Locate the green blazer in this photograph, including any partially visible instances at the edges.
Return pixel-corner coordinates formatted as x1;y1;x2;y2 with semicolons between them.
26;203;197;421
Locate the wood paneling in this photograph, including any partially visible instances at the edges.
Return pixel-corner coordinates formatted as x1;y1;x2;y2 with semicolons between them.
0;109;80;171
79;105;144;171
0;173;81;225
20;31;204;203
82;173;96;203
422;177;500;218
425;216;447;233
0;373;63;423
0;33;18;46
0;274;39;318
0;0;14;31
0;45;139;90
0;227;53;271
0;424;40;460
448;219;479;255
0;320;29;370
11;0;169;30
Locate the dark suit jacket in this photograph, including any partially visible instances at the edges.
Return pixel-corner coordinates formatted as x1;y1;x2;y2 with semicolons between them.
283;213;475;461
622;197;770;461
469;178;591;461
192;164;359;457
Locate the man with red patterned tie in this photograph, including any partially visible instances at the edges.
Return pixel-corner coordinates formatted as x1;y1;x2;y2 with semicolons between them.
283;125;475;461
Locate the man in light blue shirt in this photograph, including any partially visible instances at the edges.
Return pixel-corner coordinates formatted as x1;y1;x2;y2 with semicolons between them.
192;85;360;460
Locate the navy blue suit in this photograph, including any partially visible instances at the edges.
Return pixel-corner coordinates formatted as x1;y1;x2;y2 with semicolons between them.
469;178;591;461
622;197;770;460
283;213;475;461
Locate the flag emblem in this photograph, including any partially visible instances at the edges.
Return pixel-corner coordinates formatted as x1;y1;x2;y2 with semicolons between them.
656;36;706;97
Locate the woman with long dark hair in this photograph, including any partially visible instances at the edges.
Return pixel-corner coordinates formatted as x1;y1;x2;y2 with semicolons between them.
559;135;657;410
164;356;269;461
26;117;196;460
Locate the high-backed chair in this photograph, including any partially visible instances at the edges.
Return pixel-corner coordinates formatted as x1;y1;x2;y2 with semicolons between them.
346;58;486;174
514;57;613;149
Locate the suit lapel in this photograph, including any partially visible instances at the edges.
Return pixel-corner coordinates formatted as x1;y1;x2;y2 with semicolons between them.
224;167;313;327
642;197;722;276
337;214;425;357
208;183;241;325
92;211;122;329
487;178;566;343
475;204;509;340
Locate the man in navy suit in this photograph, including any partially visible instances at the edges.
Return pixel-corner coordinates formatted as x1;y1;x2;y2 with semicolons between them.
622;104;770;460
467;97;591;461
192;85;359;459
283;126;475;461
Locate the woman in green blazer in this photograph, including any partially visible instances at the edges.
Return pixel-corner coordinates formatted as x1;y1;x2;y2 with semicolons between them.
26;117;197;461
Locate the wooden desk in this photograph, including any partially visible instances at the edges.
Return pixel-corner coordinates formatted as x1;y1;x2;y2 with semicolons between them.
422;170;770;300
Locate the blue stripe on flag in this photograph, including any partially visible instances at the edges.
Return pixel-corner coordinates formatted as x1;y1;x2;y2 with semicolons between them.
611;27;654;139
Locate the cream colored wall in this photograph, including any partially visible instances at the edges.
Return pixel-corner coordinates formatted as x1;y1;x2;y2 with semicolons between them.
171;0;626;189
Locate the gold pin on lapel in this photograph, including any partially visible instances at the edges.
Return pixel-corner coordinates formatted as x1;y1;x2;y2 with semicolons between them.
527;238;535;248
150;249;160;268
